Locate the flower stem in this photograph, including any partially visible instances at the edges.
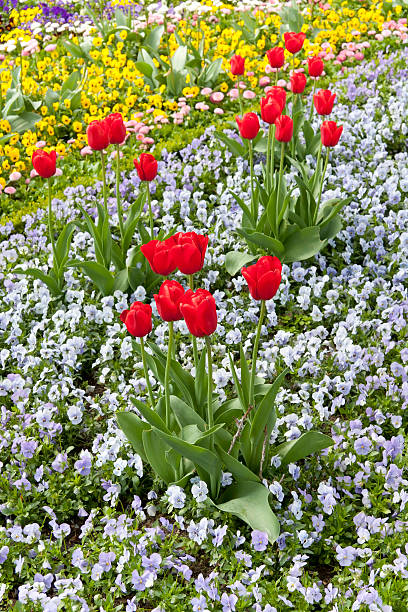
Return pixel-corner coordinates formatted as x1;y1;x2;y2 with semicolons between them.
188;274;199;372
238;83;243;116
314;148;329;225
146;183;154;240
100;150;108;215
276;142;285;235
165;321;174;429
248;139;255;222
266;123;272;191
205;336;213;435
309;79;317;122
47;178;58;284
249;299;266;407
140;336;155;407
115;144;124;242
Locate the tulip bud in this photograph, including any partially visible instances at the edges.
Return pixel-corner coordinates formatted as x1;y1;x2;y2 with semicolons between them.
32;149;56;178
321;121;343;147
290;72;307;94
105;112;126;144
87;119;110;151
141;237;178;276
154;280;185;322
314;89;336;115
174;232;209;275
241;256;282;301
275;115;293;143
308;56;324;78
179;289;217;337
284;32;306;54
266;47;285;69
236;112;260;140
134;153;158;181
230;54;245;75
120;302;152;337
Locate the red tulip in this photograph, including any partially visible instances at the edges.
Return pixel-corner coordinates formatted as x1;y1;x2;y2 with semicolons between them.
290;72;307;94
266;47;285;69
275;115;293;142
105;112;126;144
134;153;158;181
141;237;178;276
87;119;110;151
266;86;286;113
321;121;343;147
32;149;56;178
284;32;306;54
260;96;281;124
241;256;282;301
314;89;336;116
120;302;152;337
174;232;209;275
179;289;217;337
154;280;185;322
308;56;324;77
230;54;245;75
236;112;260;140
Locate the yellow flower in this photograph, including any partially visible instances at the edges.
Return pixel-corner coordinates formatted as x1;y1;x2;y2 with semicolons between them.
119;30;128;40
73;121;82;133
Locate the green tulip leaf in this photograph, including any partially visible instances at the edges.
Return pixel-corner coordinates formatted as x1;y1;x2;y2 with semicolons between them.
274;431;334;467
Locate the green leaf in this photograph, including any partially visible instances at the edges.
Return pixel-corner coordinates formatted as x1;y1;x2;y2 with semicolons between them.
13;268;60;295
116;411;149;462
214;481;280;543
283;226;324;263
8;112;40;133
216;446;260;483
55;222;75;271
143;429;177;483
198;57;223;87
113;268;129;292
319;214;342;241
215;132;246;157
60;71;81;98
68;261;114;296
170;395;206;429
171;46;187;72
228;351;246;411
275;431;334;466
144;25;164;52
130;397;170;433
135;61;154;79
239;344;250;407
237;229;285;257
214;397;242;425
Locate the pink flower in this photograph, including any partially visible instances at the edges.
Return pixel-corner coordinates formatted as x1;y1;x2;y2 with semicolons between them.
80;146;93;156
259;76;270;87
44;43;57;52
201;87;212;96
214;108;224;115
4;186;16;195
229;88;239;99
243;90;256;99
35;141;46;148
9;171;21;181
209;91;224;103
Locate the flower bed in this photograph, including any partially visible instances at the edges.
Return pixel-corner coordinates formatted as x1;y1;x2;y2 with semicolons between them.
0;30;407;609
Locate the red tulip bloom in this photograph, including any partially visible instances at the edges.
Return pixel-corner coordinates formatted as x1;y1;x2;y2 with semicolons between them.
174;232;209;275
308;56;324;77
230;54;245;75
290;72;307;94
236;112;260;140
321;121;343;147
179;289;217;337
260;96;281;124
105;112;126;144
266;47;285;69
134;153;158;181
275;115;293;142
266;86;286;113
120;302;152;337
154;280;185;322
241;256;282;301
32;149;56;178
314;89;336;115
284;32;306;54
141;237;178;276
87;119;110;151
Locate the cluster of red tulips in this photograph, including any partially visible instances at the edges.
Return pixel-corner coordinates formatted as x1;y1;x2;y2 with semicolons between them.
230;31;343;148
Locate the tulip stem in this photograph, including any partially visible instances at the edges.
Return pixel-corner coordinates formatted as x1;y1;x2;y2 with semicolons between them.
291;93;297;157
146;184;154;240
276;143;285;236
115;144;124;243
271;124;276;187
47;178;58;285
188;274;199;373
249;299;266;407
313;140;323;201
315;148;329;225
100;150;108;215
309;79;317;122
248;140;256;222
165;321;174;429
205;337;214;439
140;336;155;407
238;83;243;116
266;124;272;191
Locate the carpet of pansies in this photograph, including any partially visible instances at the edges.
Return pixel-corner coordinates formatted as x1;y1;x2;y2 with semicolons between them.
0;1;408;611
